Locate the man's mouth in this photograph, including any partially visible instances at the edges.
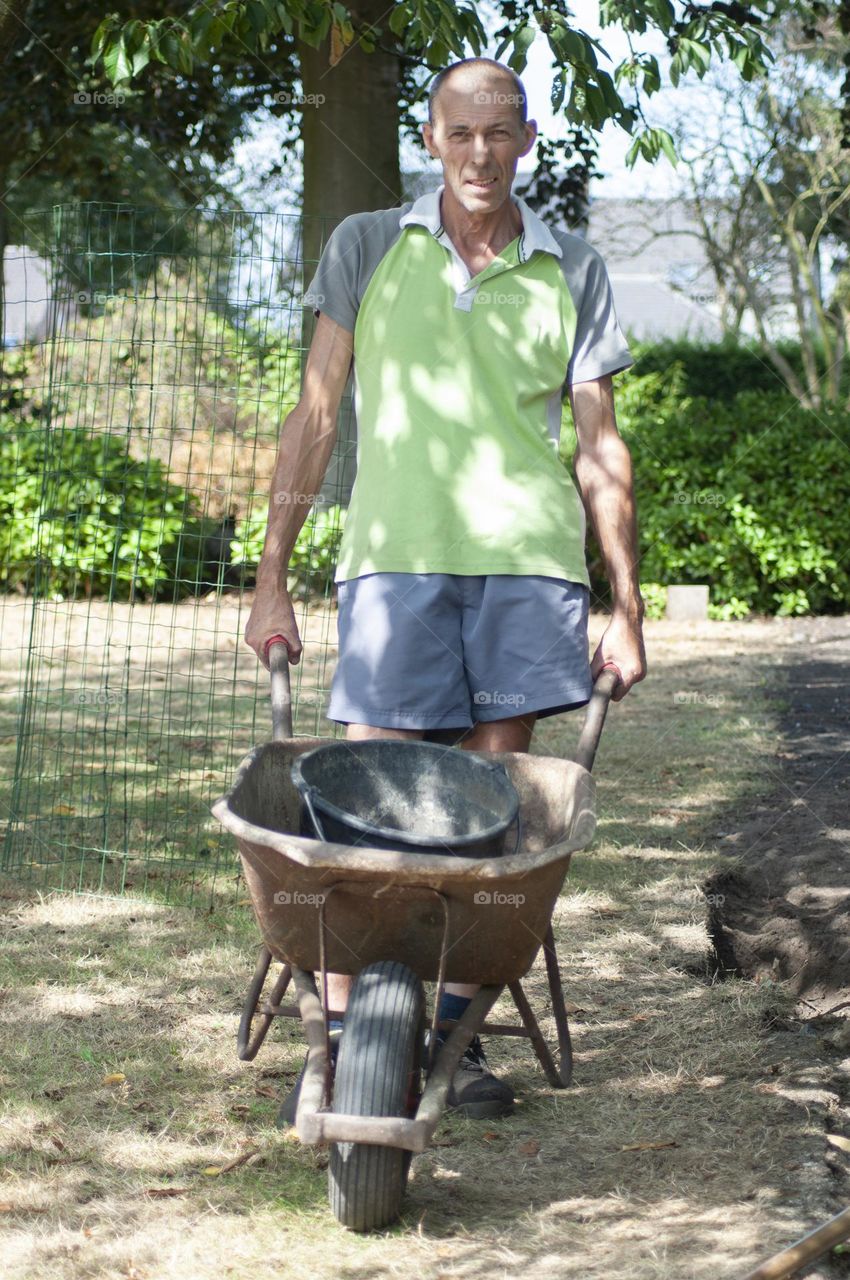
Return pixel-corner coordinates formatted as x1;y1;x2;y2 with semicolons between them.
466;177;497;189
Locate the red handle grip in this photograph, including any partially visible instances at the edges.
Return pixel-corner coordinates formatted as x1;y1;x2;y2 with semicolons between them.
264;634;291;662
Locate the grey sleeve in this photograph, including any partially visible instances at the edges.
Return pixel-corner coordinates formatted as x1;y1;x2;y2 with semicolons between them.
567;247;634;385
302;215;363;334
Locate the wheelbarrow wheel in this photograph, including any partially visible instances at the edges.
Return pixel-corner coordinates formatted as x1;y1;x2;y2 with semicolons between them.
328;960;424;1232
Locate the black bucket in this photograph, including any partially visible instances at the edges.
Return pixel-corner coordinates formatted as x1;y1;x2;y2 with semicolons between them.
290;740;521;858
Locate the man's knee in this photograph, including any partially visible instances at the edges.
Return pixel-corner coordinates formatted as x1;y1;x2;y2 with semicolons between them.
344;723;425;741
461;713;537;754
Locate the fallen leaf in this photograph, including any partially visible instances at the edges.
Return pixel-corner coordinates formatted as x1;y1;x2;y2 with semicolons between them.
144;1187;189;1198
202;1166;222;1177
52;804;76;815
827;1134;850;1153
518;1139;540;1156
621;1140;678;1152
102;1073;126;1086
254;1086;277;1100
482;1131;499;1143
0;1203;47;1213
50;1135;66;1151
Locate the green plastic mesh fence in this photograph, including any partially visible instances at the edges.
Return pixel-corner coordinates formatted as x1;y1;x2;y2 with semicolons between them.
1;201;353;905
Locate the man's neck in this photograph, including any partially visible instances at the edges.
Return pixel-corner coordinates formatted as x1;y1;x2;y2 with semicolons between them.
439;184;523;257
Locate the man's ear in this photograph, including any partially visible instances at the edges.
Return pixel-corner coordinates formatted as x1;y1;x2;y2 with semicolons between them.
520;119;538;159
422;121;440;159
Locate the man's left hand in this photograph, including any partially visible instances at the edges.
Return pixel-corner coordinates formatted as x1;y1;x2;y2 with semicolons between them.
590;609;647;702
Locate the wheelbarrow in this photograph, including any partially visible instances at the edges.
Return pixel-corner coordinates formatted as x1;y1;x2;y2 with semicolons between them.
211;639;619;1231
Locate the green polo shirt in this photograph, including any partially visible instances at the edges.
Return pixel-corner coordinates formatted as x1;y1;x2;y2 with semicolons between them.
304;185;633;585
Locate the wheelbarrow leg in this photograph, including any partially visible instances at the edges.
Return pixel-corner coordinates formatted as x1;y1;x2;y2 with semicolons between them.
237;946;292;1062
543;923;573;1087
508;979;567;1089
504;923;572;1089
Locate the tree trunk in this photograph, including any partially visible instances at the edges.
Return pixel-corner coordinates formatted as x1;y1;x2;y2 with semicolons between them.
298;4;401;505
299;2;401;266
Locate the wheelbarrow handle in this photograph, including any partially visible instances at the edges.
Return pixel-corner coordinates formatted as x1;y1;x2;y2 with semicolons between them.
265;635;293;741
573;663;621;773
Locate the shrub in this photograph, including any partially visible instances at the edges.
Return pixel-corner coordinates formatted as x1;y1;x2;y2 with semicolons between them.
627;336;850;403
0;421;211;600
576;366;850;617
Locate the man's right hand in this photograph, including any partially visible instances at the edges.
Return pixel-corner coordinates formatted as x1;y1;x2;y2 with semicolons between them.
244;588;303;670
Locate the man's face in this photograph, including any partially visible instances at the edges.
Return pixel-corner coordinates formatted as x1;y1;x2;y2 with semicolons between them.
422;74;537;216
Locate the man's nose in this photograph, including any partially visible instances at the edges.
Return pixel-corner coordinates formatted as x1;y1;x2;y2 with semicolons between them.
471;132;492;163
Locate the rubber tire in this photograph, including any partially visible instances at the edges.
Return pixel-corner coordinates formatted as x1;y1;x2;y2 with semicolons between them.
328;961;424;1232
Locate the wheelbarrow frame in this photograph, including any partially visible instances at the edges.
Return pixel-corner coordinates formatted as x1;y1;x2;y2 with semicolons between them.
211;643;619;1158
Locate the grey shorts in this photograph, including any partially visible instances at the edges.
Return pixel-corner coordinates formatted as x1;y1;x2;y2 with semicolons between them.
327;572;592;730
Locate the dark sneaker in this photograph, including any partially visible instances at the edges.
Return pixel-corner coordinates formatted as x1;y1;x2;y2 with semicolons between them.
444;1035;515;1119
276;1028;342;1128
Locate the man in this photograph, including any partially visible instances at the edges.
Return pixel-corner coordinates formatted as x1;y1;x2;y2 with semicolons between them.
245;57;647;1120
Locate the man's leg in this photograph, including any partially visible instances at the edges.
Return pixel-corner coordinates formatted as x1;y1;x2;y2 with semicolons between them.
438;710;537;1000
324;721;426;1015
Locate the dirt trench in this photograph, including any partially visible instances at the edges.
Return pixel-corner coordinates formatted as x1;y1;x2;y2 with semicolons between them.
706;615;850;1014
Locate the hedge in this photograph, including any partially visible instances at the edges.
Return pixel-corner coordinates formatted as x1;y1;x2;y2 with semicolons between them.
566;364;850;618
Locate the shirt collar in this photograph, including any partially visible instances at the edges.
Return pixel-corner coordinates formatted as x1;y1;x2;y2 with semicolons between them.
399;183;562;262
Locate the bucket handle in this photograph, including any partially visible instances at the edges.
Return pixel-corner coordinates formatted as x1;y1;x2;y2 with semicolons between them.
296;780;328;843
509;809;523;856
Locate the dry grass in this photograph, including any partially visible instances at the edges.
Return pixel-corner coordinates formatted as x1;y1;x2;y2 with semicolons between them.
1;615;845;1279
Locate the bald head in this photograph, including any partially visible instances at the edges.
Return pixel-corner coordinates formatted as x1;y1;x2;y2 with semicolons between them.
428;58;528;128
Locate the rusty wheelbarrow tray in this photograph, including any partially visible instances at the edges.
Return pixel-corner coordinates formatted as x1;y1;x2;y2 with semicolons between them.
211;641;619;1229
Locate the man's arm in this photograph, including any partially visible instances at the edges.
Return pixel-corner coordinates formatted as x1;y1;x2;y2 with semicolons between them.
568;373;647;701
244;312;354;668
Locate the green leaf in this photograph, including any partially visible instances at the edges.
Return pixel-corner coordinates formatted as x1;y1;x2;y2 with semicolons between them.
669;51;681;88
89;17;114;61
131;39;151;78
103;35;133;85
389;5;408;37
642;54;660;94
508;24;535;72
656;127;678;166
